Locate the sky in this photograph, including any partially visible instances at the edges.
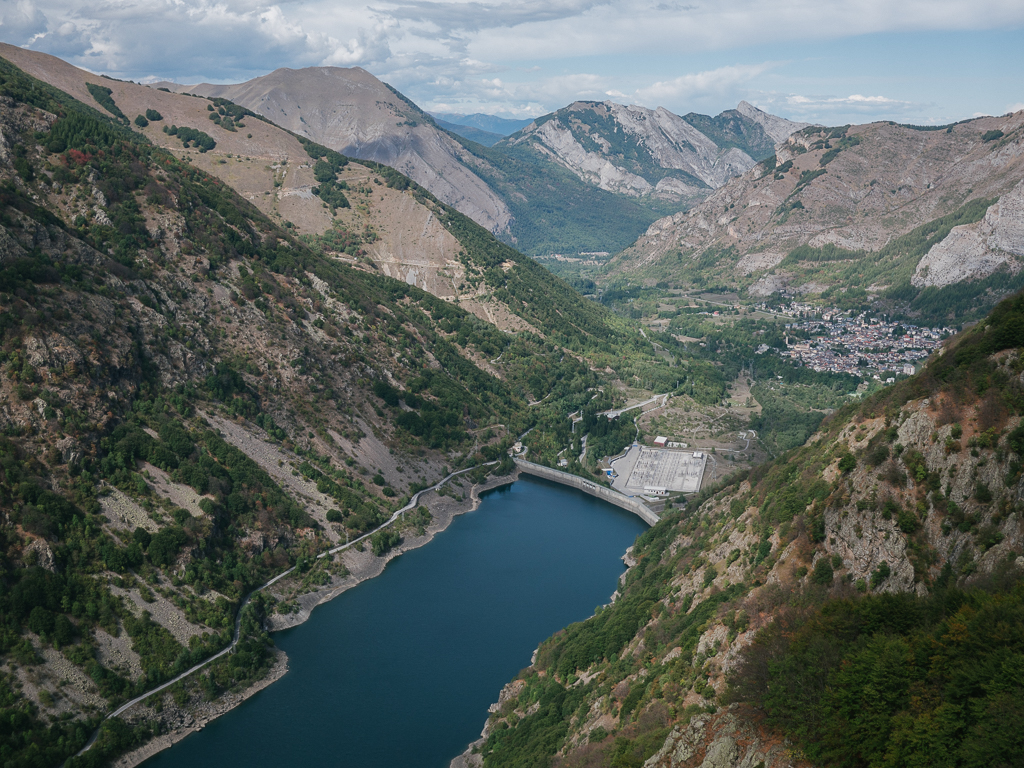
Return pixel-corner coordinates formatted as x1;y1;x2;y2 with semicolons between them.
2;0;1023;125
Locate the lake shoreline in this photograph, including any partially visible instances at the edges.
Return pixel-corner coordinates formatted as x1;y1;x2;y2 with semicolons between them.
264;469;521;630
112;649;290;768
112;469;520;768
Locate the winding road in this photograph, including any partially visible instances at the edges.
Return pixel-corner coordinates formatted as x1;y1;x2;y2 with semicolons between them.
602;393;670;420
75;461;498;758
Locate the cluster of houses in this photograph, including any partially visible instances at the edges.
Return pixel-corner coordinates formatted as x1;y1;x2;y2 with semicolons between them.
774;308;952;376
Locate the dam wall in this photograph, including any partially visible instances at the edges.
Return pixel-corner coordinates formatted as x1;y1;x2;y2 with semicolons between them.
513;459;659;526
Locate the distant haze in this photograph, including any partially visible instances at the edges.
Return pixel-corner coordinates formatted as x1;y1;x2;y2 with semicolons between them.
430;113;535;137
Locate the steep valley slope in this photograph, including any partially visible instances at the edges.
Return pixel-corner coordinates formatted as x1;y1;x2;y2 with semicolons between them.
0;42;568;335
460;291;1024;768
0;53;688;768
611;115;1024;324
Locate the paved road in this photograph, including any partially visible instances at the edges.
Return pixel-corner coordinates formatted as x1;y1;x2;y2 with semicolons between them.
713;430;756;456
602;393;670;420
76;461;498;758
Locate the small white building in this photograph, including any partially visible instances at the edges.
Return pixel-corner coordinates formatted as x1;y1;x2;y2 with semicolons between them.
653;436;668;447
643;486;669;497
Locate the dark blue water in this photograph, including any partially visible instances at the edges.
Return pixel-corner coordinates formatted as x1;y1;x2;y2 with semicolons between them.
144;476;647;768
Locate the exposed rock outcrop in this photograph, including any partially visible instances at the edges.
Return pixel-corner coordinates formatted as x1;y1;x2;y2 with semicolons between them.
912;178;1024;287
612;111;1024;306
643;709;809;768
503;100;804;201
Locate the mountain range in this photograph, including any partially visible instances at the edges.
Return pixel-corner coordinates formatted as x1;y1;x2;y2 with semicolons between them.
144;66;806;256
430;113;534;136
606;115;1024;324
0;40;1022;768
498;99;800;200
430;113;533;147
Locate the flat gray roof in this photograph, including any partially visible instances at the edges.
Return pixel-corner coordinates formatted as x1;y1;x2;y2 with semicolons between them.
610;445;707;494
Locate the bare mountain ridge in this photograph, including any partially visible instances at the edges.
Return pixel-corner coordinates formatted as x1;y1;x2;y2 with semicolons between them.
611;114;1024;314
161;66;516;236
736;99;807;144
498;99;809;202
152;64;805;253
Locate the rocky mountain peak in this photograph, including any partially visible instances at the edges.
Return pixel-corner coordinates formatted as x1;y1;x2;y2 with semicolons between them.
609;112;1024;324
736;99;813;144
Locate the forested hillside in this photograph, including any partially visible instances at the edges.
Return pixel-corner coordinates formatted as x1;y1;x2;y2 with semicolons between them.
466;291;1024;768
0;52;780;768
0;55;629;767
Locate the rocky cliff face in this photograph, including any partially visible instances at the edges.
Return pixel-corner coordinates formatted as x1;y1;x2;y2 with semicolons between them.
641;709;811;768
461;307;1024;768
501;101;806;203
912;178;1024;287
611;113;1024;312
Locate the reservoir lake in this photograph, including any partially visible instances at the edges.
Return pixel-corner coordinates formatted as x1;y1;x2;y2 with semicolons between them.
144;476;650;768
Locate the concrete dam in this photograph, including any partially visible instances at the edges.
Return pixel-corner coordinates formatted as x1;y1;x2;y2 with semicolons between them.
513;459;660;526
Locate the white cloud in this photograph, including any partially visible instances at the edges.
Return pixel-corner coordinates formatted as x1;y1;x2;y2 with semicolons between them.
3;0;393;83
743;91;931;124
460;0;1024;63
0;0;1021;119
790;94;917;110
379;0;609;35
408;71;611;117
632;63;777;108
0;1;48;43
